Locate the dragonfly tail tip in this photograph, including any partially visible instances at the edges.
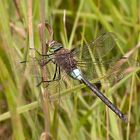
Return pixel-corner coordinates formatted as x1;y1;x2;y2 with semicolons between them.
121;114;128;123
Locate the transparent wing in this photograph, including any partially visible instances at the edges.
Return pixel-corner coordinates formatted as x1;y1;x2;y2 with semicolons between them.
72;32;117;60
16;52;55;89
71;32;125;82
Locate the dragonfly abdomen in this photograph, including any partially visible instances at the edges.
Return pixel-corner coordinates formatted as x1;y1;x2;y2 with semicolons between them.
81;77;127;123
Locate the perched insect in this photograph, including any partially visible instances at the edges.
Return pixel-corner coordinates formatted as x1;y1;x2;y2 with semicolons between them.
29;23;128;123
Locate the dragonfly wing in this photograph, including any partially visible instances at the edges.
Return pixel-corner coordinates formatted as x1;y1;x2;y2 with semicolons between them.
18;53;56;85
70;32;126;83
72;32;117;61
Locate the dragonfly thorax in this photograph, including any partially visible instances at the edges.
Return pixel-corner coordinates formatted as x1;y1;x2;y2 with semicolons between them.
53;46;78;75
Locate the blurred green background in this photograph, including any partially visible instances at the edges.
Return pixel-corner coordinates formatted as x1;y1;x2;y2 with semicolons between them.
0;0;140;140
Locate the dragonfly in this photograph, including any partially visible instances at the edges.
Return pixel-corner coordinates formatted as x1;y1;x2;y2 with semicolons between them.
25;23;128;123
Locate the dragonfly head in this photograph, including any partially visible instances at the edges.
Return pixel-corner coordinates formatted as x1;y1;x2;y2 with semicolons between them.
48;41;63;53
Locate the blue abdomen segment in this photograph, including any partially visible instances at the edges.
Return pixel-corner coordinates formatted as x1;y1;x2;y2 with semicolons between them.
69;69;83;80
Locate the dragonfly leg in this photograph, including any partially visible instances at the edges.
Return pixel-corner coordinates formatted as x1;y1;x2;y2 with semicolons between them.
52;64;58;80
52;65;61;80
30;48;49;56
36;76;61;87
36;66;61;87
58;66;61;79
37;58;52;67
36;79;53;87
30;47;54;56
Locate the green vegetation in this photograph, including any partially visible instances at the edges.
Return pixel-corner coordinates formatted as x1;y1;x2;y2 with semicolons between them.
0;0;140;140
